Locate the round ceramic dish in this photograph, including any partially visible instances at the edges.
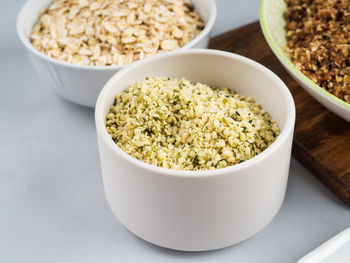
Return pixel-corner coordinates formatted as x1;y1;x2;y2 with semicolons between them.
260;0;350;122
298;227;350;263
95;49;295;251
16;0;216;108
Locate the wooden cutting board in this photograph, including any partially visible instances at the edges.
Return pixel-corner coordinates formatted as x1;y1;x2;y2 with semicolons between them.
209;22;350;206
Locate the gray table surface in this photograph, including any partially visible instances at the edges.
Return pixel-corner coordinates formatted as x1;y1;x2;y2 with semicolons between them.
1;1;349;262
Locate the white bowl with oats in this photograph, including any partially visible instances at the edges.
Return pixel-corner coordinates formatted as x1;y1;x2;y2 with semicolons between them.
95;49;295;251
16;0;216;107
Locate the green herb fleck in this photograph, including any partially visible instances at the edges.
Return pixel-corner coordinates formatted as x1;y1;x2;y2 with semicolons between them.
230;113;238;121
192;156;199;166
144;128;153;136
137;146;144;152
249;142;255;151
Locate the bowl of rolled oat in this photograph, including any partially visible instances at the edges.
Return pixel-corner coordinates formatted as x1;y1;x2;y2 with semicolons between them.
16;0;216;107
95;49;295;251
260;0;350;121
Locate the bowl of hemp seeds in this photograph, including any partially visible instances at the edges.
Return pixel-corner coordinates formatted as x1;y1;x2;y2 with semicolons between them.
95;49;295;251
260;0;350;121
17;0;216;107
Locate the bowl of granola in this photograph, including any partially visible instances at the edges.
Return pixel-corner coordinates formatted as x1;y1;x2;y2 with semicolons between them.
95;49;295;251
260;0;350;121
17;0;216;107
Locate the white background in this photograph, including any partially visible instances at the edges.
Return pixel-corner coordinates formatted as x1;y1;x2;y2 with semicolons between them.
1;0;349;262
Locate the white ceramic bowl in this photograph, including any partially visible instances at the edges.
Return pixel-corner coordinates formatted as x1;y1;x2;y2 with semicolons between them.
95;49;295;251
16;0;216;108
260;0;350;122
298;227;350;263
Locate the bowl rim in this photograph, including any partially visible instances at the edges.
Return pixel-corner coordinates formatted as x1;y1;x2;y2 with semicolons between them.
260;0;350;110
95;49;296;177
16;0;217;71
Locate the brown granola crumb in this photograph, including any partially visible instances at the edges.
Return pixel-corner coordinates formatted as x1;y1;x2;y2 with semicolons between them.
284;0;350;104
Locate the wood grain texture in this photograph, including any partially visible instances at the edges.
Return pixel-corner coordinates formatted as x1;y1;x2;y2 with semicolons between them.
209;22;350;205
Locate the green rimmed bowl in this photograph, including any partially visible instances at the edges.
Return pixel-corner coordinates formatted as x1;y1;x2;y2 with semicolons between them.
260;0;350;122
